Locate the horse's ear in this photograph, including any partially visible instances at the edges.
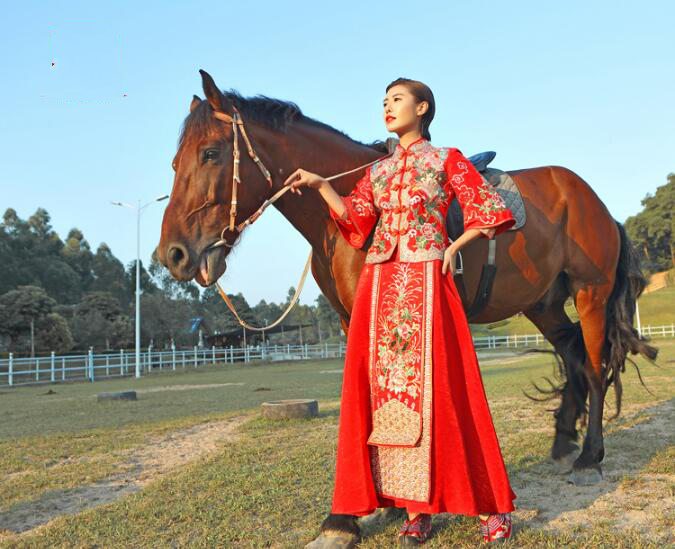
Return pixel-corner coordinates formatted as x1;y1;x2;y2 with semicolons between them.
199;69;233;114
190;95;201;113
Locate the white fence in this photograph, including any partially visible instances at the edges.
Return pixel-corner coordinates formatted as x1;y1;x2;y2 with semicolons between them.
638;323;675;338
0;324;672;387
0;343;346;387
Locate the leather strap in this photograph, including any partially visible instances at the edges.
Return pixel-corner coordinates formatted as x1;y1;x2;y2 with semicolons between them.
453;238;498;321
214;250;313;332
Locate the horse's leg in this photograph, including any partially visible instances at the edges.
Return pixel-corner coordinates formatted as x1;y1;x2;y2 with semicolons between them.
566;279;615;485
523;279;588;472
551;335;588;473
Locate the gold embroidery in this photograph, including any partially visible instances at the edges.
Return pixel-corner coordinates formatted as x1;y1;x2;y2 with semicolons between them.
366;246;445;264
367;262;424;446
369;261;434;502
368;263;381;401
368;399;421;446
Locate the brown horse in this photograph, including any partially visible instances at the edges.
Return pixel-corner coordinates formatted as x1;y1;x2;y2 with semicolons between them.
157;70;657;544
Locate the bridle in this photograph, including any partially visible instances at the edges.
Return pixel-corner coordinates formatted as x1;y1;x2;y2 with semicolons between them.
193;105;391;331
201;105;391;250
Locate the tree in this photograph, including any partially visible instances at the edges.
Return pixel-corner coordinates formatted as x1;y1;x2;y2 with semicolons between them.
41;260;81;304
90;243;129;307
70;292;132;350
27;208;53;239
0;285;72;353
140;292;199;349
39;313;74;353
625;173;674;272
0;208;65;296
62;228;95;294
315;293;343;341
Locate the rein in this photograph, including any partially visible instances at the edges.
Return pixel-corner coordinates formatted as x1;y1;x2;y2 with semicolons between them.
203;106;392;332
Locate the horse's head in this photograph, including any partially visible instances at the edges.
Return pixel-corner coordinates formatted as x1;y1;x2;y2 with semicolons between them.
157;70;276;287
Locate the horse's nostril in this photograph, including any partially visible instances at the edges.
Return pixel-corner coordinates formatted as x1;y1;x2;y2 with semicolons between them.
167;243;188;268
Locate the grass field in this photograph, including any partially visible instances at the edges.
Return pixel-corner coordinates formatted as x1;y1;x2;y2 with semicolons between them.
0;339;673;548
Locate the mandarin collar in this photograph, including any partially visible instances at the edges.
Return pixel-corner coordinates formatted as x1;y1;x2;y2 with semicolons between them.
394;136;431;156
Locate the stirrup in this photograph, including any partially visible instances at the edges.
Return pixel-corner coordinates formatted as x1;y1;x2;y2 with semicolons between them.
479;513;512;543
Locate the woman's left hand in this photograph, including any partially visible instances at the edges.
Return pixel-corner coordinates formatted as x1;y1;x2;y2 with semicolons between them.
442;244;458;275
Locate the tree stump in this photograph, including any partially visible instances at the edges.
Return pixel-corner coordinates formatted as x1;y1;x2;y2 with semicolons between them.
97;391;137;402
261;398;318;419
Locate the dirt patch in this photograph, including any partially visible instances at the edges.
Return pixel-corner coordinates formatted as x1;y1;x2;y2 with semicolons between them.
0;414;252;537
511;398;674;543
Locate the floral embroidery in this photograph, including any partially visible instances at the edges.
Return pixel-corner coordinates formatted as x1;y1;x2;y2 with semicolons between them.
373;263;423;408
328;139;515;262
328;166;378;249
365;140;451;263
444;149;515;234
369;261;434;501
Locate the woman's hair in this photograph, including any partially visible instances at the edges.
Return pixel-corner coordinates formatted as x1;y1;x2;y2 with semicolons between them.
385;77;435;140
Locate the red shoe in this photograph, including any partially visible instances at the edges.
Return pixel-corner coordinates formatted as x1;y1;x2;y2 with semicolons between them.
398;513;432;545
479;513;512;543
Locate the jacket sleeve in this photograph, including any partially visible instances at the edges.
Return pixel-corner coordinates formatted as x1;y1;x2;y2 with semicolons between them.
444;148;515;239
327;166;378;249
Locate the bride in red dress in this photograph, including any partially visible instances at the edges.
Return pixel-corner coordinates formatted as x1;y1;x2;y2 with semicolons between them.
284;78;516;545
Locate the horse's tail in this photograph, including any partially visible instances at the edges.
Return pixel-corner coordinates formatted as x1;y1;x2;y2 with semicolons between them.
524;221;659;419
602;220;659;416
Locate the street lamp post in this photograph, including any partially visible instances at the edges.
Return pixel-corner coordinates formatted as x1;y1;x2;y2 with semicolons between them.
111;194;169;378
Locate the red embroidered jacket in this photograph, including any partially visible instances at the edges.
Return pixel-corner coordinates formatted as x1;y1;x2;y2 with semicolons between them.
328;137;516;263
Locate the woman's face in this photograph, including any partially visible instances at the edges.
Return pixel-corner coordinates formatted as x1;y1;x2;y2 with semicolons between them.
383;84;427;136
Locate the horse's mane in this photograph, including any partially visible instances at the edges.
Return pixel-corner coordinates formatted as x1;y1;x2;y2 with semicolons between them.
178;90;389;153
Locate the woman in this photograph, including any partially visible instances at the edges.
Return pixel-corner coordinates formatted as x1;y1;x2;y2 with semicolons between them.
283;78;516;545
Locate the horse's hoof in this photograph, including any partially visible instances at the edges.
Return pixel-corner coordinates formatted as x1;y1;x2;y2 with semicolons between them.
567;467;603;485
304;532;360;549
553;450;579;474
357;507;405;530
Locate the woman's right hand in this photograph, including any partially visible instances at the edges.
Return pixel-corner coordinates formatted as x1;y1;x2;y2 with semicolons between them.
283;168;326;195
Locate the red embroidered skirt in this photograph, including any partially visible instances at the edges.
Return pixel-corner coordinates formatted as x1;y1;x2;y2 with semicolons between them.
330;257;516;516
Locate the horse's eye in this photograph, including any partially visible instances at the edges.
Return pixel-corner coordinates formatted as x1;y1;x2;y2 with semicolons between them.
203;149;220;162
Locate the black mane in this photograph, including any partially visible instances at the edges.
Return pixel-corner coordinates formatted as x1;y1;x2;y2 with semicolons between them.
178;89;388;153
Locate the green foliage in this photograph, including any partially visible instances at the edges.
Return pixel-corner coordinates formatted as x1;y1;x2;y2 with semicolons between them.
70;292;133;350
625;172;674;272
90;243;128;305
0;285;72;353
39;312;74;353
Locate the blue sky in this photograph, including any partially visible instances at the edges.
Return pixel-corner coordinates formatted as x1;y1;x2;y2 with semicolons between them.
1;1;673;307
